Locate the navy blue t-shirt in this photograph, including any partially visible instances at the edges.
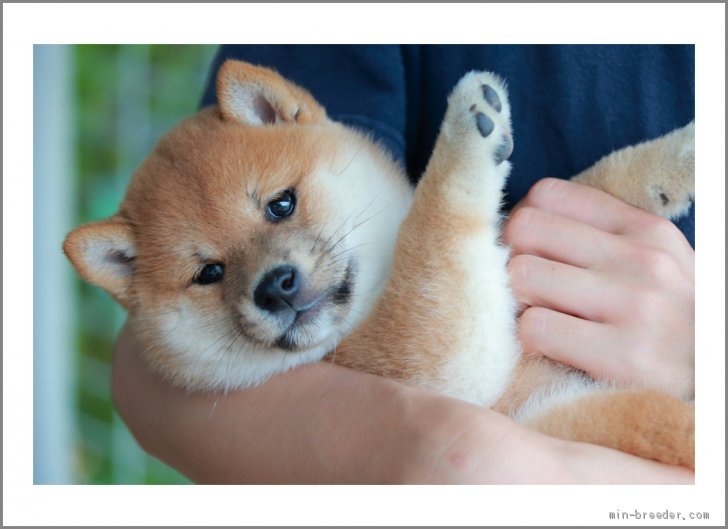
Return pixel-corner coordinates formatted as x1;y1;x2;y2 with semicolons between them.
200;45;695;247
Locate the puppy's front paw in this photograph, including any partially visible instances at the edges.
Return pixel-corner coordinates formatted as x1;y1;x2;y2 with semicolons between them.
647;121;694;219
442;71;513;171
573;121;695;220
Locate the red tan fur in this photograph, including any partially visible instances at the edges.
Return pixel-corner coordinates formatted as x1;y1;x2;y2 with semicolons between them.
64;60;695;472
526;389;695;470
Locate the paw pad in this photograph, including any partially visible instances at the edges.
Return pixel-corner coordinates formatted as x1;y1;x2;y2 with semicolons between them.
494;135;514;165
468;81;513;164
475;112;495;138
481;84;502;113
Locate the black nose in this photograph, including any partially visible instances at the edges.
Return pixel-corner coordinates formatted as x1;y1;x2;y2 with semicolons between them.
254;265;300;313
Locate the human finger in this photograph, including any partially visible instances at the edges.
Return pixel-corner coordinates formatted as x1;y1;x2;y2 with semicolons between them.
515;177;650;236
518;306;621;380
508;254;622;322
504;205;626;270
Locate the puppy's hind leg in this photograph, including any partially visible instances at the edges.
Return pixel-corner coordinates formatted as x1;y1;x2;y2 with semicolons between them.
339;72;520;406
524;388;695;470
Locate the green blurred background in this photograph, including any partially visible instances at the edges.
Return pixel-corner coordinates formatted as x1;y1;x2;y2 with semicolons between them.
34;44;218;484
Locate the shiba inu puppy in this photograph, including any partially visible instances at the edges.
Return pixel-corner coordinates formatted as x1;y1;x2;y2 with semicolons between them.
64;60;695;470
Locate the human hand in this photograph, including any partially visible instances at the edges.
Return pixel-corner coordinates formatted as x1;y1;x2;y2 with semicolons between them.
503;178;695;400
111;323;693;484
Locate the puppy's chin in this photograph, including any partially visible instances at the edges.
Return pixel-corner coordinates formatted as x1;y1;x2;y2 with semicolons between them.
274;325;333;352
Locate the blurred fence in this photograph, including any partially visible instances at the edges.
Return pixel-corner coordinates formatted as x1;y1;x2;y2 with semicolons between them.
34;44;217;484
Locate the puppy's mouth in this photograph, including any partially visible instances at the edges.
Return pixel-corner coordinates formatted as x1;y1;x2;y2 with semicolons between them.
274;262;356;351
287;294;328;326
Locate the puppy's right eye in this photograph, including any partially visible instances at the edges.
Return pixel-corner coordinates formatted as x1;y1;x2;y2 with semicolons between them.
195;263;224;285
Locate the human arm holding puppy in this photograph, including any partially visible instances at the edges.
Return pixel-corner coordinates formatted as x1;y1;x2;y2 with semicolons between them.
111;322;693;484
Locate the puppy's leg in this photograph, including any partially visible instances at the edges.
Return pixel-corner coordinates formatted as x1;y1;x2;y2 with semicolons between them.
337;72;520;406
572;122;695;219
523;388;695;470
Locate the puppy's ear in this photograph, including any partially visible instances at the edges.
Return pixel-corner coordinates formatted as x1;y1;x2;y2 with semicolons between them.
63;217;136;308
216;60;327;126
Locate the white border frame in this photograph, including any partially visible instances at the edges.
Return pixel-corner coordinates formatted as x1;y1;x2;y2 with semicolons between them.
5;2;725;526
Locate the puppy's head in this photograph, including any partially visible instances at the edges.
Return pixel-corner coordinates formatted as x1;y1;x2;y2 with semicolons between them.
64;60;412;390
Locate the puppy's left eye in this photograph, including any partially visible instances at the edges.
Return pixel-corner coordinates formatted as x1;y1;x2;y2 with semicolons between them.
266;189;296;221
